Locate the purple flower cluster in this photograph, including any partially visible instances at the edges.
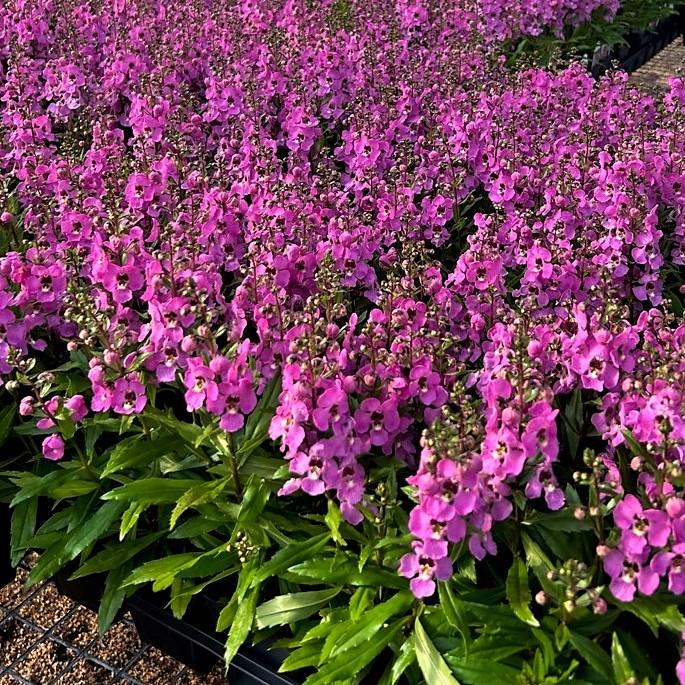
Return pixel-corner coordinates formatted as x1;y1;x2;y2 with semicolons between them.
1;0;685;623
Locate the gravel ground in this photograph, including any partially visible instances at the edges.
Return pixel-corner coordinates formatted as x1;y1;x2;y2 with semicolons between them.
0;564;227;685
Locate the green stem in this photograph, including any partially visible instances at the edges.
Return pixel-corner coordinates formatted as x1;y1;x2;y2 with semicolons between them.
228;432;242;497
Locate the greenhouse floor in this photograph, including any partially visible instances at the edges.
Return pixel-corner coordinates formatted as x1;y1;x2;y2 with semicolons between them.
630;37;684;89
0;564;227;685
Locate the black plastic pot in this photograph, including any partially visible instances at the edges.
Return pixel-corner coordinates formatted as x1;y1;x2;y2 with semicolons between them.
127;591;300;684
591;13;683;77
53;563;125;621
0;502;15;585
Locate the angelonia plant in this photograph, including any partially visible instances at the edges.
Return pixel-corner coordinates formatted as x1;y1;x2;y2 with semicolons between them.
1;0;685;683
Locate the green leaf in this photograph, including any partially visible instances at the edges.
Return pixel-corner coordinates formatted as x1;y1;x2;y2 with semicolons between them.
506;558;539;627
622;430;648;459
27;499;127;586
326;591;413;660
385;635;416;685
70;532;164;579
236;477;270;526
616;595;685;635
414;618;460;685
239;454;286;479
303;618;405;685
0;404;16;446
279;643;323;672
521;533;559;599
251;533;330;586
216;592;239;633
438;582;469;641
119;501;147;540
64;500;127;561
10;497;37;566
286;556;406;588
225;586;259;665
448;633;529;662
446;656;522;685
255;588;341;629
523;509;593;532
611;633;635;684
324;499;346;546
122;553;200;590
569;631;613;681
98;565;129;634
10;470;71;506
349;586;375;621
50;479;100;499
143;409;203;445
170;478;228;530
168;516;221;540
102;478;200;504
102;435;180;477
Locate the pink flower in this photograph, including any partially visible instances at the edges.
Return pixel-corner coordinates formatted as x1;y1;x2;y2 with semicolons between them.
312;385;349;432
651;544;685;594
42;434;65;461
603;548;659;601
184;359;218;411
614;495;671;555
219;379;257;433
19;396;34;416
399;542;452;598
65;395;88;422
112;377;147;415
354;398;401;447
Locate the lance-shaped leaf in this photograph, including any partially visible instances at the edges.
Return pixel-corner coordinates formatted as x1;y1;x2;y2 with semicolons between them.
255;588;341;629
506;557;539;627
414;618;460;685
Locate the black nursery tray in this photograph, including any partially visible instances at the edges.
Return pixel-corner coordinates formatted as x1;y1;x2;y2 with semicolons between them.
127;593;299;685
51;570;300;685
0;502;16;585
590;11;684;76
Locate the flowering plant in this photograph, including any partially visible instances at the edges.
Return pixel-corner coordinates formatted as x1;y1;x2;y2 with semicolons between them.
2;0;685;683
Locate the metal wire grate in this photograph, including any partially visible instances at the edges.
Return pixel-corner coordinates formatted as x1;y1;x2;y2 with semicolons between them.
0;564;227;685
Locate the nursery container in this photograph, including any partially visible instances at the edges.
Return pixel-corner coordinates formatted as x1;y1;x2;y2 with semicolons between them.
0;502;15;585
591;13;683;76
53;564;115;616
128;590;300;684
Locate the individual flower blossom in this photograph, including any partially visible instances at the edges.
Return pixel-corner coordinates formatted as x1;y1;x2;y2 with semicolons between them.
614;494;671;555
64;394;88;422
312;385;349;432
650;543;685;594
354;398;401;447
603;548;659;601
112;377;147;415
219;379;257;432
184;359;219;411
399;542;453;598
409;364;448;407
19;396;34;416
36;397;61;429
42;434;65;461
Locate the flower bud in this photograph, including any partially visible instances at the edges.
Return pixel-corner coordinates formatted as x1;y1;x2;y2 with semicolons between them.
19;396;34;416
596;545;610;558
592;597;607;615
